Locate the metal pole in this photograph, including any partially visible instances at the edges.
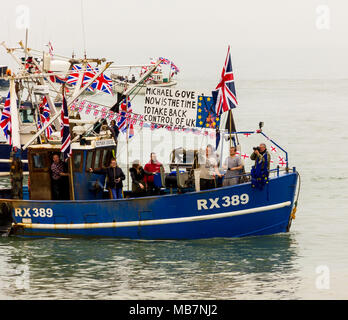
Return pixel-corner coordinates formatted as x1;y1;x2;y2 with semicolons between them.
9;78;21;149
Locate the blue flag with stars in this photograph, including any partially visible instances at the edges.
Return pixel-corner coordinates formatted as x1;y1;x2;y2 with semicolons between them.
196;95;221;129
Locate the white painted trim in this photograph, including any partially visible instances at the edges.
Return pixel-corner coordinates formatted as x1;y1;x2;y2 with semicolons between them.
16;201;292;230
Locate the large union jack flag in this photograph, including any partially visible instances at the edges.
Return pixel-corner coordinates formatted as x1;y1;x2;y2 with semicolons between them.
212;45;238;115
60;94;72;161
66;64;94;92
67;64;112;94
117;96;134;139
0;91;11;145
37;96;53;138
89;65;113;95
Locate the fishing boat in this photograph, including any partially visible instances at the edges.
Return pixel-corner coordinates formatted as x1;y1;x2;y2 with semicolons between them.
112;71;177;95
0;46;300;240
0;130;299;239
111;58;179;95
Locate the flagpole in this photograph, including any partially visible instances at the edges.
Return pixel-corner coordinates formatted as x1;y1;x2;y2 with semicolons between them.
62;84;75;200
126;96;130;192
229;110;232;148
9;78;21;150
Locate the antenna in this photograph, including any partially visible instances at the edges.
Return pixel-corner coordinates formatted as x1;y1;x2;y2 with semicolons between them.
80;0;87;57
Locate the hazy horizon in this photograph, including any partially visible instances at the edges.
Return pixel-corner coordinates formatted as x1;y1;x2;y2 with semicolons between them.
1;0;347;80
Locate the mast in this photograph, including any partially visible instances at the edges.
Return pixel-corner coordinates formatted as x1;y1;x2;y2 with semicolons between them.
9;78;21;150
225;109;238;148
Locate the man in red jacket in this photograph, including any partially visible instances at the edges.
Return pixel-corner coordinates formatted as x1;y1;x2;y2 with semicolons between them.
144;152;163;194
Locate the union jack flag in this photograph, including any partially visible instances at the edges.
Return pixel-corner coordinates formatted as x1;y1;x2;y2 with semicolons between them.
89;65;113;95
212;45;238;115
60;94;72;161
37;96;53;138
66;64;95;92
47;71;66;84
0;91;12;145
159;57;170;65
117;96;134;139
170;62;179;73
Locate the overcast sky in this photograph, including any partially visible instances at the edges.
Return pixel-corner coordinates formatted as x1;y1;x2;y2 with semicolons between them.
1;0;347;80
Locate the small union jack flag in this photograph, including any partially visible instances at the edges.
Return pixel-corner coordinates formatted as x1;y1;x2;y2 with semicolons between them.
159;57;170;65
60;94;72;161
0;91;12;145
117;96;134;139
47;71;66;84
212;45;238;115
37;97;53;138
48;41;54;57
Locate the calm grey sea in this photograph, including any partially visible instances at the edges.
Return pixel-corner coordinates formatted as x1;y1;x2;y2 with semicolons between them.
0;79;347;299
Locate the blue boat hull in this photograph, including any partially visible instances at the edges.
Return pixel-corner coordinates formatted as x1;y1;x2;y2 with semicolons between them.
5;172;298;240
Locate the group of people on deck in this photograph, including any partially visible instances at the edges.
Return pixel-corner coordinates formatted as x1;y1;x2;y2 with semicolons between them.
89;152;163;199
50;142;271;200
87;142;270;199
199;143;270;190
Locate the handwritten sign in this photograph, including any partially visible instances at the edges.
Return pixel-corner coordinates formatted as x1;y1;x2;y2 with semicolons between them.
143;86;197;127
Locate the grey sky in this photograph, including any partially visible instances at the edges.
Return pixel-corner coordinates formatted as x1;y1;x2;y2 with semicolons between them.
1;0;347;80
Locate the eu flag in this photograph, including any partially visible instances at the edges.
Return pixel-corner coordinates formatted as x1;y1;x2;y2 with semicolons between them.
196;95;221;129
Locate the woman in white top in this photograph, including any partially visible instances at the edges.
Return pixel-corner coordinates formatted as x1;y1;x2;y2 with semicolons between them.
199;145;222;190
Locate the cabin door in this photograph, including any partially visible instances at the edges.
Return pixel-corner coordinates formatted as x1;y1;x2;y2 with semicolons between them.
28;150;52;200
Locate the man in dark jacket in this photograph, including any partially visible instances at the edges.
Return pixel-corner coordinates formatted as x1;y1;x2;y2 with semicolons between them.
89;158;125;199
250;143;271;171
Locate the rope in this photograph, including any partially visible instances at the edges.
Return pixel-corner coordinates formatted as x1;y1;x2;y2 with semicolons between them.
291;170;301;220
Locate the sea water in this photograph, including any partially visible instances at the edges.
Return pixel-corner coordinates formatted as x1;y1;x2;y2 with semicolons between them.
0;79;347;299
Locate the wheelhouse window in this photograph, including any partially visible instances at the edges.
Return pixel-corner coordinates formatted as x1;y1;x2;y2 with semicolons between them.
94;149;102;170
73;151;83;172
85;150;94;171
32;153;46;169
102;148;114;167
19;108;34;123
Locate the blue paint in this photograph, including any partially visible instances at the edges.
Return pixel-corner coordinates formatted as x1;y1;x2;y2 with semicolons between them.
10;171;298;239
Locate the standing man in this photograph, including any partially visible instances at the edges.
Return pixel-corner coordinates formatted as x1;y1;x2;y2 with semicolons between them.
223;146;243;186
250;143;271;172
109;120;120;144
250;143;271;189
51;153;69;200
89;158;125;199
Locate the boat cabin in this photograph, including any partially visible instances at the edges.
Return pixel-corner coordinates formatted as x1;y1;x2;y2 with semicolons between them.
26;136;211;201
27;138;117;201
